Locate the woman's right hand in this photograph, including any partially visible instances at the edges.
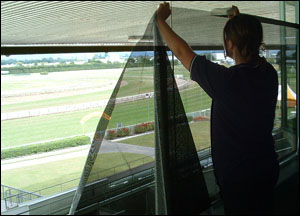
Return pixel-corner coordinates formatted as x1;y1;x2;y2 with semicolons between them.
157;2;171;21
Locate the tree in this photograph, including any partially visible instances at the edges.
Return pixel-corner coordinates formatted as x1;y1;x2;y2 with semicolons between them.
16;62;23;67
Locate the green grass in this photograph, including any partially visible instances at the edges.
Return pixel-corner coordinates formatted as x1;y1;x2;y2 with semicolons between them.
1;152;154;196
1;84;211;148
1;65;190;114
1;65;187;94
1;64;210;149
117;77;153;97
1;89;112;113
121;133;155;148
107;85;211;128
1;79;66;92
121;121;211;151
1;77;154;113
1;70;122;92
1;107;102;148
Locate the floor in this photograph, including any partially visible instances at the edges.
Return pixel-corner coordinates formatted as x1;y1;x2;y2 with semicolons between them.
204;155;299;215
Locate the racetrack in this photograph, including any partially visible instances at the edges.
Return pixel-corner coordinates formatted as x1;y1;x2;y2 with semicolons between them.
1;77;188;120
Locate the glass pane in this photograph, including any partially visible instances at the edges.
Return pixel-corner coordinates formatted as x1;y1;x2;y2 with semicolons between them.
1;4;298;215
1;52;128;200
275;41;298;159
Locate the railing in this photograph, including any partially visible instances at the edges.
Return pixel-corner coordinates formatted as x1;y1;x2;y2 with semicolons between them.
1;184;42;210
1;154;154;211
1;107;211;210
1;151;214;215
187;109;211;119
1;164;156;215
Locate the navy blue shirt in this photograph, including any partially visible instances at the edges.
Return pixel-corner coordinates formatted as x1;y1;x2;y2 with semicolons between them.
190;55;279;186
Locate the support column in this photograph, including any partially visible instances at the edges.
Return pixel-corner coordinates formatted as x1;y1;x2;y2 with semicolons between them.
279;1;288;129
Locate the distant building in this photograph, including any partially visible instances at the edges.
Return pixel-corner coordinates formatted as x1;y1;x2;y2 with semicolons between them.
215;53;225;61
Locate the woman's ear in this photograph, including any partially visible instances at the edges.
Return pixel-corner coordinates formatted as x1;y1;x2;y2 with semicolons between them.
225;39;234;59
227;39;233;49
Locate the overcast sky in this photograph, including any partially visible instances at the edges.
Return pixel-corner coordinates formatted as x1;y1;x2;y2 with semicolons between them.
1;50;230;66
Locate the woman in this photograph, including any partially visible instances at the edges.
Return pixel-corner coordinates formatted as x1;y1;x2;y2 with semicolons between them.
156;3;280;215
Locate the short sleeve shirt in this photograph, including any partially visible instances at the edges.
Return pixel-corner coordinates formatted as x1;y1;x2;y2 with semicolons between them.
190;55;279;185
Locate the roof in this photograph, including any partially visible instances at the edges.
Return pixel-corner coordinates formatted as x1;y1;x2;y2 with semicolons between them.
1;1;298;52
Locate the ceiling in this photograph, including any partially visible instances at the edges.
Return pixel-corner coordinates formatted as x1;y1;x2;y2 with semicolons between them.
1;1;298;51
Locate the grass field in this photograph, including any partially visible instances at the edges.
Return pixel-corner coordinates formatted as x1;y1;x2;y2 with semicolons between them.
1;82;211;148
3;63;288;150
1;76;155;113
1;120;209;197
120;120;211;151
1;89;112;113
1;107;102;148
1;60;293;202
1;65;210;197
1;64;211;198
2;66;189;112
1;69;123;92
1;152;154;196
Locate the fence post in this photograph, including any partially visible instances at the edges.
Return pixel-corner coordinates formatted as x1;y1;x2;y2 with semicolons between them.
1;185;4;199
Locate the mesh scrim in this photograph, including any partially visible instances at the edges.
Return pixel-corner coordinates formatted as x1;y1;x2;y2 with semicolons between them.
153;14;210;215
69;9;210;215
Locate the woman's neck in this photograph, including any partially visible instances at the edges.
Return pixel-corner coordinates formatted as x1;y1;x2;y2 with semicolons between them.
234;53;260;65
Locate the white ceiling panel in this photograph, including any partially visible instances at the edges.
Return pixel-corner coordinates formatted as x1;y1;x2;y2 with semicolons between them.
1;1;298;47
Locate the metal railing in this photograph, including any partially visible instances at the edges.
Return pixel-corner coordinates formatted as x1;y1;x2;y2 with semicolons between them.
1;108;211;211
187;109;211;119
1;184;42;210
1;154;154;211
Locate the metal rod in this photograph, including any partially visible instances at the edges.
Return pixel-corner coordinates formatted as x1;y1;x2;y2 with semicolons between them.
170;1;175;73
297;2;299;156
279;1;288;129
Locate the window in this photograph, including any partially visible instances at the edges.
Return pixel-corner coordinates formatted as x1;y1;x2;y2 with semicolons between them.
1;2;298;214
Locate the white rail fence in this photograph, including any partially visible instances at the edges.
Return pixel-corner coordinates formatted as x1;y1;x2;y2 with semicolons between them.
1;79;189;120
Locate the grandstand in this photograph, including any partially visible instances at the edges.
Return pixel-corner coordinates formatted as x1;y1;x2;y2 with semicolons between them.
1;1;299;215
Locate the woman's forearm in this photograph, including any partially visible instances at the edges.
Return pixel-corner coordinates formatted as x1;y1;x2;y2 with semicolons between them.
156;17;195;70
157;18;183;57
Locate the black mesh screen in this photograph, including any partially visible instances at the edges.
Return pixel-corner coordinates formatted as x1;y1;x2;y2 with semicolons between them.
69;9;213;215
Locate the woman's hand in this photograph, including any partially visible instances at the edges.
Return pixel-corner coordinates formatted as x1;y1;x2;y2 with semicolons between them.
156;2;195;71
157;2;171;21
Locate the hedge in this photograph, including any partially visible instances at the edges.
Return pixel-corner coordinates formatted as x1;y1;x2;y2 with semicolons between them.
106;127;131;140
105;122;155;140
1;135;91;159
106;129;118;140
134;122;154;134
117;127;130;137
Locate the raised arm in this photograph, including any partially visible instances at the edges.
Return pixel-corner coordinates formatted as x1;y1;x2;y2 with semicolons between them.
156;2;196;71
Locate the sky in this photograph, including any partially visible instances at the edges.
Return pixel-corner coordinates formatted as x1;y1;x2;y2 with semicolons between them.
2;50;226;61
